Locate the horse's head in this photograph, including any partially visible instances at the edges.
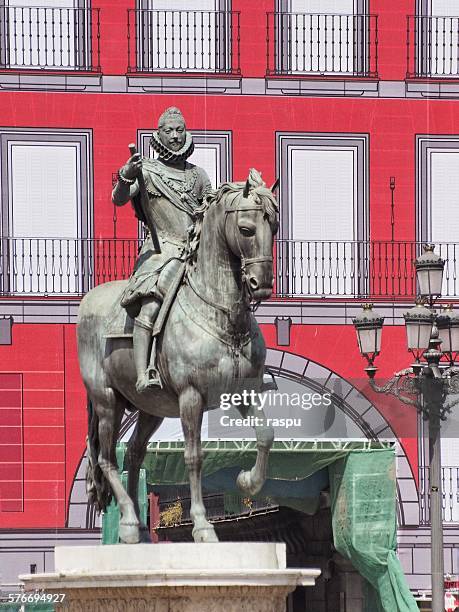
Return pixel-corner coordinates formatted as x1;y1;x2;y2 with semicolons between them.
224;169;279;302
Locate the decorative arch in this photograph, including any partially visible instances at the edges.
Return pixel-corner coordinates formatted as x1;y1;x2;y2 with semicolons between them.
66;349;419;528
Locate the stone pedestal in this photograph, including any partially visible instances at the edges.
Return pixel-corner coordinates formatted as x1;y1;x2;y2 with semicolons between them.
20;543;320;612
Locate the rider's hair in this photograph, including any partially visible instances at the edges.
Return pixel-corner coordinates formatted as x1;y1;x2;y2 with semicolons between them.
157;107;186;129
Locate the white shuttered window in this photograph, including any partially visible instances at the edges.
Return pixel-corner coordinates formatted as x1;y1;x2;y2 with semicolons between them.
1;130;92;295
287;0;355;73
138;0;227;72
6;0;78;69
417;136;459;297
278;133;368;297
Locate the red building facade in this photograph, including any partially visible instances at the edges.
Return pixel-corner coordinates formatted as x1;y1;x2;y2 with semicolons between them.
1;0;459;596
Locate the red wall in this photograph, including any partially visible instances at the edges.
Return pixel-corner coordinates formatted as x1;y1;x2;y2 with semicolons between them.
0;0;446;527
0;326;85;528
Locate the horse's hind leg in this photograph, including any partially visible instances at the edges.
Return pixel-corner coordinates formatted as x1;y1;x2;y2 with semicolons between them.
236;400;274;496
125;409;163;543
95;389;140;544
179;387;218;543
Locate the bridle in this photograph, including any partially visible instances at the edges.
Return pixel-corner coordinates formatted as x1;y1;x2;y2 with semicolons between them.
185;187;276;323
224;197;274;305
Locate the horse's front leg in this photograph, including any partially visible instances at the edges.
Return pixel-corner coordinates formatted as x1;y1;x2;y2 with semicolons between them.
236;399;274;496
125;409;163;543
95;391;139;544
179;386;218;543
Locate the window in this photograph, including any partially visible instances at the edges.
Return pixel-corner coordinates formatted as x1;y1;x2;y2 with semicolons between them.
414;0;459;77
138;130;232;190
0;129;93;295
277;133;369;297
135;0;233;73
0;0;97;71
271;0;376;76
417;136;459;297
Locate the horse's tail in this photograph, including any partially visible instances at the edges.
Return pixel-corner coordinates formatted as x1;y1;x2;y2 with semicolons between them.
85;397;112;512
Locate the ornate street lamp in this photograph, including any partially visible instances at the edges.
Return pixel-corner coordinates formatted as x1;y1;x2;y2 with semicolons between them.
353;245;458;612
403;300;434;362
437;305;459;365
352;304;384;378
415;244;445;305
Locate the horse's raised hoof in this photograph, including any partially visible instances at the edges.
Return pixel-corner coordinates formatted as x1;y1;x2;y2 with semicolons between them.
192;526;219;543
119;520;140;544
237;469;263;496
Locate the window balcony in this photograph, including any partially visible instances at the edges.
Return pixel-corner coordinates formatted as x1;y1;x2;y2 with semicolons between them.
0;237;140;297
407;14;459;79
0;5;100;72
419;466;459;525
266;12;378;78
275;240;459;300
1;238;459;302
127;8;240;75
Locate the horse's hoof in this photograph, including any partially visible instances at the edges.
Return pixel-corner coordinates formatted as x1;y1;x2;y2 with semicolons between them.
139;524;153;543
192;526;219;543
119;521;140;544
236;469;263;496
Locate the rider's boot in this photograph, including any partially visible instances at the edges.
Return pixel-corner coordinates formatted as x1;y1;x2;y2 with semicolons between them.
133;300;161;393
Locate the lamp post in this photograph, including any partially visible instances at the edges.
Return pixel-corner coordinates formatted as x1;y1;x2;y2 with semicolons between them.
353;245;459;612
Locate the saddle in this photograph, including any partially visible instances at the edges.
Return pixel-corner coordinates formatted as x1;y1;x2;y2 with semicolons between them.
104;261;186;340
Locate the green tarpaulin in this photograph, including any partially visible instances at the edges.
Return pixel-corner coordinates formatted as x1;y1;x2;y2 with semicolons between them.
102;440;417;612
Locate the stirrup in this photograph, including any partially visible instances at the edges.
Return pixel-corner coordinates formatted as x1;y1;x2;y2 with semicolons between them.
146;366;163;389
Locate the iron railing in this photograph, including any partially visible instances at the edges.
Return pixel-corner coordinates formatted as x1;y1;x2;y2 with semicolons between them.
276;240;459;299
420;466;459;524
0;5;100;71
157;491;275;523
2;237;459;300
127;8;240;74
267;12;378;77
407;14;459;78
0;237;140;296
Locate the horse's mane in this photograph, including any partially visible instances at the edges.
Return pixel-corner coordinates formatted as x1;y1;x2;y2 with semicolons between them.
187;169;278;267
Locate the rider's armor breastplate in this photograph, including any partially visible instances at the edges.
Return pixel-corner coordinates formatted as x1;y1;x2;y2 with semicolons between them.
144;194;194;243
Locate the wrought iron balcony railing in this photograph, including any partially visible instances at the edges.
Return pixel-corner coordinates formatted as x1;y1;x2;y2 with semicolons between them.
1;237;459;300
0;5;100;71
266;12;378;77
407;14;459;78
420;466;459;524
276;240;459;299
0;237;140;296
127;8;240;74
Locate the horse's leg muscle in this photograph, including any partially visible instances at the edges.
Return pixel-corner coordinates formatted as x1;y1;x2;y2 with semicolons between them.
95;390;139;544
179;387;218;543
236;401;274;496
125;410;163;542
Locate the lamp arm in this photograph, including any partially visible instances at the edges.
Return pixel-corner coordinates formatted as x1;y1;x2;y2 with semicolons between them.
368;371;420;407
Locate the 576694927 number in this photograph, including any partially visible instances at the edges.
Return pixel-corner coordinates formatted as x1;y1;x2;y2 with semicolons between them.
7;591;66;604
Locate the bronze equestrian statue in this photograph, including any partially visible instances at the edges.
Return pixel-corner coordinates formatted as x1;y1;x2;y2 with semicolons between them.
112;107;212;393
77;108;279;544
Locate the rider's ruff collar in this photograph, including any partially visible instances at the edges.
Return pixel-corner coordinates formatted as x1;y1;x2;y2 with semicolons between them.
150;131;194;164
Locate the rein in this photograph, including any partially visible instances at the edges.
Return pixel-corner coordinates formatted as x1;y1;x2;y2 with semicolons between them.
225;199;273;304
184;190;274;321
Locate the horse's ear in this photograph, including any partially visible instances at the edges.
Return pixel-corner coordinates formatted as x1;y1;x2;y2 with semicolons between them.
270;178;280;193
243;179;250;199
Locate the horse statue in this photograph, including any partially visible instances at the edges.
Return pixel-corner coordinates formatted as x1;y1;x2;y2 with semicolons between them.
76;169;279;544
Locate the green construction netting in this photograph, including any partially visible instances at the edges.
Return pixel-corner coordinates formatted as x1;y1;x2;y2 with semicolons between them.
102;440;418;612
330;450;418;612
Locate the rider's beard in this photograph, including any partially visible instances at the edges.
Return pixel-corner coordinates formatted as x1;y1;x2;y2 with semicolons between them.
150;131;195;164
